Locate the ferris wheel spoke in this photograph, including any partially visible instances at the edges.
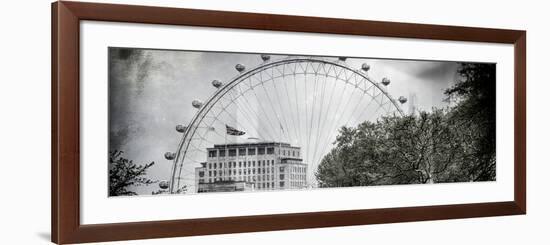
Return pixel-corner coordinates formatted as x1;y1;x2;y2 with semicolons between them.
312;83;359;168
313;72;361;168
311;66;342;165
256;71;291;142
292;64;303;146
209;102;265;142
226;86;276;141
311;65;330;167
279;63;300;143
246;79;282;141
268;67;294;143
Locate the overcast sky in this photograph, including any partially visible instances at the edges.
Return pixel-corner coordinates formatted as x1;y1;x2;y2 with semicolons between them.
109;48;460;195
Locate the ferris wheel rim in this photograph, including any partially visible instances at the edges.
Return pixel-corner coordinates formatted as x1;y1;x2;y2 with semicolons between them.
168;56;405;193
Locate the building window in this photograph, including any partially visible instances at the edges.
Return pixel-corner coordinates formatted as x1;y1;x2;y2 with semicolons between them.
208;150;217;157
267;147;274;154
228;149;236;157
239;161;242;167
280;182;284;187
248;148;256;155
258;147;265;155
292;151;295;157
239;148;246;156
280;174;284;180
271;160;274;165
280;167;285;172
199;171;204;177
219;149;226;157
208;171;212;177
253;161;256;167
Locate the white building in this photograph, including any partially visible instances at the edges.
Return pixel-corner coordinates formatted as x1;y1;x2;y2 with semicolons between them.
195;142;308;193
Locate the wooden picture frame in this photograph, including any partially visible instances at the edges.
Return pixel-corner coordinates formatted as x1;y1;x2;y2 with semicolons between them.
51;1;526;244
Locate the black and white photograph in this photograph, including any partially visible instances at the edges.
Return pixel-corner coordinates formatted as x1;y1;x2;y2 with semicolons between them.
108;48;496;196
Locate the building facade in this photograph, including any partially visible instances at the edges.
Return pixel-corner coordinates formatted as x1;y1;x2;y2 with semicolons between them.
195;142;308;193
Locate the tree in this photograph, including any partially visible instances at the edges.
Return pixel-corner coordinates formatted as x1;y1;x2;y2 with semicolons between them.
316;110;471;187
315;63;497;187
109;150;157;196
445;63;496;181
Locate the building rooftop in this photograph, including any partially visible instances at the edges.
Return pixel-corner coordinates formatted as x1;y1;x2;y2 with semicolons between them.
210;141;299;149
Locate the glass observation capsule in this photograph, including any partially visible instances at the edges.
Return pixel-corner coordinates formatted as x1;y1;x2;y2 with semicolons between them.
211;79;223;88
192;100;203;109
398;96;408;104
361;63;371;72
381;78;391;86
261;54;271;61
235;64;246;72
164;152;175;160
176;125;187;133
159;181;170;189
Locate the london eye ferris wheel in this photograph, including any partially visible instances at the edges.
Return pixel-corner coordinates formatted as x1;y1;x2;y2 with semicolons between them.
161;55;408;194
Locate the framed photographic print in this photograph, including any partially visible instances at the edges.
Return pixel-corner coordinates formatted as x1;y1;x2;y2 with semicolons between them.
52;1;526;244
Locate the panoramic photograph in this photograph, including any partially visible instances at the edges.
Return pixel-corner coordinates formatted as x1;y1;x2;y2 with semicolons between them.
108;47;496;196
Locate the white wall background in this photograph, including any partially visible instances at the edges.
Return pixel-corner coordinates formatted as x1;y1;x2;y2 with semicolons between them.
0;0;546;244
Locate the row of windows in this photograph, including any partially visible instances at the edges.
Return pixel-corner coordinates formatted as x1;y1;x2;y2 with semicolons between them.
201;170;305;179
198;178;307;190
198;178;291;190
290;181;305;188
289;166;306;173
208;147;273;157
204;176;276;183
208;169;276;177
208;160;275;169
290;174;306;180
208;147;300;157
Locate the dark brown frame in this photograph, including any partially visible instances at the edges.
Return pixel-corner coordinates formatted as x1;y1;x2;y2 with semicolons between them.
52;1;526;244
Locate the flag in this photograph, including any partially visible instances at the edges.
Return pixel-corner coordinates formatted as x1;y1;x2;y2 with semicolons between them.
225;125;246;136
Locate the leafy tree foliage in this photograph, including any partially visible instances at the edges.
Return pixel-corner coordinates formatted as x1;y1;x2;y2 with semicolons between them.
109;150;157;196
445;63;496;181
315;63;496;187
